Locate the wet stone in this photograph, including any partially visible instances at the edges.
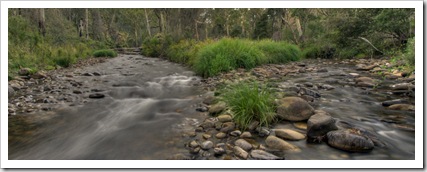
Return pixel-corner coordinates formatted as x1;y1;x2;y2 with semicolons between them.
88;93;105;99
217;114;232;123
233;146;249;159
215;132;227;139
326;129;374;153
240;132;252;138
200;141;214;150
235;139;253;151
220;122;235;133
214;147;226;155
230;130;242;137
274;129;305;141
250;150;283;160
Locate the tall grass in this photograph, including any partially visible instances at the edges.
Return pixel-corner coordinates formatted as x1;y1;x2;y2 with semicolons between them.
221;82;276;130
255;39;302;63
193;38;265;77
93;49;118;58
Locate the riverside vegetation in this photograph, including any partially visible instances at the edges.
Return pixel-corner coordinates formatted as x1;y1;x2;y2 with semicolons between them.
8;8;415;160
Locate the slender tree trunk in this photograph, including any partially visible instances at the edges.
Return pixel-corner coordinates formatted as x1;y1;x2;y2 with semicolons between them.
160;11;166;33
144;9;151;37
226;15;230;37
205;22;208;40
85;8;89;39
195;21;199;40
39;8;46;37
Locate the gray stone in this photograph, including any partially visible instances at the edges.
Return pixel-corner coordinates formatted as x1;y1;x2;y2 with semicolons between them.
250;150;282;160
88;93;105;99
220;122;235;133
240;131;252;138
265;135;300;152
18;68;32;76
390;83;415;90
233;146;249;159
256;127;270;137
215;132;227;139
235;139;253;151
247;121;260;131
214;147;226;155
217;114;232;123
327;129;374;153
200;141;214;150
276;97;315;121
8;85;15;98
307;113;338;143
274;129;305;141
209;102;227;115
230;130;242;137
189;140;199;148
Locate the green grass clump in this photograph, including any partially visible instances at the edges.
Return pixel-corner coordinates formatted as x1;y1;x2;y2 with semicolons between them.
255;40;301;63
93;49;118;58
166;39;214;66
193;38;265;77
221;82;276;130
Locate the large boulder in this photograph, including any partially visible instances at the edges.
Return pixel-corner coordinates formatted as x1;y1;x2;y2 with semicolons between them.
326;129;374;153
276;97;315;121
307;113;338;143
265;135;300;152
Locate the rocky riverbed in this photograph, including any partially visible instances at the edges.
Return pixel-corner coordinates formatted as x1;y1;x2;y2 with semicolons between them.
8;56;415;160
179;57;415;160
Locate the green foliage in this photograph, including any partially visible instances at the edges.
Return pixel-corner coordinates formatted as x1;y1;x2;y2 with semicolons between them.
193;38;265;77
255;40;301;63
403;38;415;67
93;49;118;58
221;82;276;130
8;15;102;78
141;33;173;57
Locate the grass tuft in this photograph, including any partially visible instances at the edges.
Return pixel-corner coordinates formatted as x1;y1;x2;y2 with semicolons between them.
93;49;118;58
221;82;276;130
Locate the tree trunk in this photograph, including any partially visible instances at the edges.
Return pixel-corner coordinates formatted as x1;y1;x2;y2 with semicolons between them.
195;21;199;40
144;9;151;37
39;8;46;37
85;8;89;39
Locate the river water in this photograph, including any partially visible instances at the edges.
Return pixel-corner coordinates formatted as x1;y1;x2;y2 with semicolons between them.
8;56;415;160
9;55;206;159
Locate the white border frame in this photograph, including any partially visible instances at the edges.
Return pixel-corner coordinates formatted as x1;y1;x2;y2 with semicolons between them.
1;0;423;169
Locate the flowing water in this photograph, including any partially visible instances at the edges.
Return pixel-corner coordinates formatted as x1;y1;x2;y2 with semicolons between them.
9;55;206;160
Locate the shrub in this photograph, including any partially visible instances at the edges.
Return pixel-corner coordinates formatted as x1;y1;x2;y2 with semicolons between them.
93;49;118;58
221;82;276;130
193;38;265;77
141;33;173;57
302;44;336;59
256;40;302;63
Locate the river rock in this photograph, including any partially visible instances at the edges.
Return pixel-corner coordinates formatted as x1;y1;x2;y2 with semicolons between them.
189;140;199;148
215;132;227;139
390;83;415;90
388;104;415;111
209;102;226;115
8;85;15;98
299;88;321;98
235;139;253;151
214;147;226;155
200;141;214;150
200;119;215;130
31;71;47;79
276;97;315;121
256;127;270;137
356;64;377;71
250;150;282;160
382;99;409;107
240;131;252;138
326;129;374;153
233;146;249;159
307;113;338;143
265;135;300;152
230;130;242;137
317;68;328;73
247;121;260;131
355;77;376;87
203;96;217;105
274;129;305;141
18;68;32;76
88;93;105;99
293;122;307;130
217;114;232;123
220;122;235;133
